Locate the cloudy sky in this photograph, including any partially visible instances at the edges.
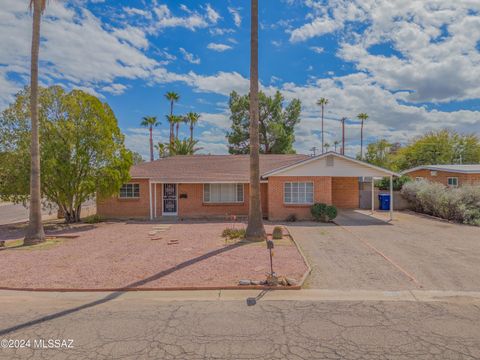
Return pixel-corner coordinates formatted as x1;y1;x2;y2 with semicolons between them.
1;0;480;158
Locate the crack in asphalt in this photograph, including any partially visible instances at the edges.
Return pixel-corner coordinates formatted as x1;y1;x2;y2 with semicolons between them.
1;300;479;359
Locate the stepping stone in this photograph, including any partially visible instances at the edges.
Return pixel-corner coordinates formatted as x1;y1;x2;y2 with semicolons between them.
151;237;162;241
148;231;158;236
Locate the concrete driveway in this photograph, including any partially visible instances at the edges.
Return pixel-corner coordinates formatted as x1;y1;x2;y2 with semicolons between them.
288;210;480;291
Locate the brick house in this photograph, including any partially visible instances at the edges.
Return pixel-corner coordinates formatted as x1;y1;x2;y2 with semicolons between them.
402;165;480;188
97;152;398;221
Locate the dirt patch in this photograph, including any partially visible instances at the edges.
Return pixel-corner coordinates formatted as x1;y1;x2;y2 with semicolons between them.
0;221;308;290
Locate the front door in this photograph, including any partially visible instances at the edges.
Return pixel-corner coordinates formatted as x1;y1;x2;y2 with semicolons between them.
163;184;177;215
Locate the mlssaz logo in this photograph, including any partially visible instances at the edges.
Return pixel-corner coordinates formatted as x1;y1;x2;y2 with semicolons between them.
33;339;74;349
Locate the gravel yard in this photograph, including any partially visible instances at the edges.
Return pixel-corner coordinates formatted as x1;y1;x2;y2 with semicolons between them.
0;221;308;290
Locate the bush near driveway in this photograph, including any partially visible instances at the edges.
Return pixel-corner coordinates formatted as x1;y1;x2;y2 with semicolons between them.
401;180;480;225
311;203;338;222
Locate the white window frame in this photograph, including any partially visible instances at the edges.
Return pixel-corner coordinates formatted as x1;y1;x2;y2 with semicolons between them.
447;177;458;188
203;183;244;203
415;177;424;181
284;182;314;205
119;183;140;199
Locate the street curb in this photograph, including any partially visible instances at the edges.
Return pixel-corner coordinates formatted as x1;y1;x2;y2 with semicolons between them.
0;284;301;292
283;225;312;289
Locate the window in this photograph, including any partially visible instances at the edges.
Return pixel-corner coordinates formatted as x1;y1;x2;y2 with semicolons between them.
447;177;458;188
284;182;314;204
119;183;140;198
203;184;244;203
430;171;437;176
415;177;424;181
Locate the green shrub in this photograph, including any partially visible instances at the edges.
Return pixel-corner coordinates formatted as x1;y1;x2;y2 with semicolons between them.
311;203;327;221
285;214;297;222
221;228;246;239
401;181;480;226
325;205;338;221
83;214;104;224
272;226;283;239
311;203;337;222
375;175;411;191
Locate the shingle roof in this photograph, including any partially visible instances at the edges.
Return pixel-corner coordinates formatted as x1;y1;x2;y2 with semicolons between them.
402;164;480;174
130;154;310;182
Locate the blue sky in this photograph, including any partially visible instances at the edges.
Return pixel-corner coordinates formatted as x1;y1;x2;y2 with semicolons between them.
2;0;480;158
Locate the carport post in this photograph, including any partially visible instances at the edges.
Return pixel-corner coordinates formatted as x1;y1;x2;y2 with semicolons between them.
149;180;153;220
371;178;375;214
389;175;393;220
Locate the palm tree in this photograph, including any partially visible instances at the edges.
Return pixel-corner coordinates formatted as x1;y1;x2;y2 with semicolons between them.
155;142;168;158
24;0;47;246
169;138;202;155
357;113;369;159
316;98;328;153
245;0;266;242
340;117;347;155
333;140;340;153
324;142;331;152
174;115;184;140
186;112;200;141
140;116;159;161
165;92;179;146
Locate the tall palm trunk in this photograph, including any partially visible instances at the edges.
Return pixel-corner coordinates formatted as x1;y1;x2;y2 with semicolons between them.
321;105;324;154
246;0;266;242
169;102;174;146
25;0;45;245
149;126;154;161
176;122;179;140
360;120;364;159
190;124;194;142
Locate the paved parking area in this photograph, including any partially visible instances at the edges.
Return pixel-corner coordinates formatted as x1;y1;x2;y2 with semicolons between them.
289;211;480;291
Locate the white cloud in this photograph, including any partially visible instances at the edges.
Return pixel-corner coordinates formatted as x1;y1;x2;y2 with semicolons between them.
228;7;242;27
101;83;128;95
152;4;208;31
205;4;221;24
289;1;480;103
179;48;201;65
309;46;324;54
207;43;233;52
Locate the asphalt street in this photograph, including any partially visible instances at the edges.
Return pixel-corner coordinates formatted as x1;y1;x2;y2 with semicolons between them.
0;290;479;360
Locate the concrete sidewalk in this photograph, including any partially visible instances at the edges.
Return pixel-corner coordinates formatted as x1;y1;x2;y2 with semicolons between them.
2;289;480;304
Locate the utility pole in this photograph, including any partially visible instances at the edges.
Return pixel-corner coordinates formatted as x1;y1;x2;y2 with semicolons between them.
340;117;346;155
310;146;318;156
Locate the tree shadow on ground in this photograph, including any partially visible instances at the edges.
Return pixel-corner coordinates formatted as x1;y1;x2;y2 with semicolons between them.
0;239;251;336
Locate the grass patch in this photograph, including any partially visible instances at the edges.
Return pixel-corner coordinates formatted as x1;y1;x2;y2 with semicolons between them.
1;238;65;251
222;227;246;240
83;214;105;224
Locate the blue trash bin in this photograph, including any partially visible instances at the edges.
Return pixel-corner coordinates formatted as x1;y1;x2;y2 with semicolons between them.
378;194;391;210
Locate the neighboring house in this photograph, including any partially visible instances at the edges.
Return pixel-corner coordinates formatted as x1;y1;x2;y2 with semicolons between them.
97;152;398;221
402;165;480;188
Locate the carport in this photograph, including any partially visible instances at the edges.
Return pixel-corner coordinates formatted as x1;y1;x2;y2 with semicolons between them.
262;152;400;221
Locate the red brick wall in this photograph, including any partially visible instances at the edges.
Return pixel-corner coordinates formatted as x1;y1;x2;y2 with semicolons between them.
407;170;480;186
177;183;268;218
267;176;332;221
97;179;150;218
332;177;359;208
